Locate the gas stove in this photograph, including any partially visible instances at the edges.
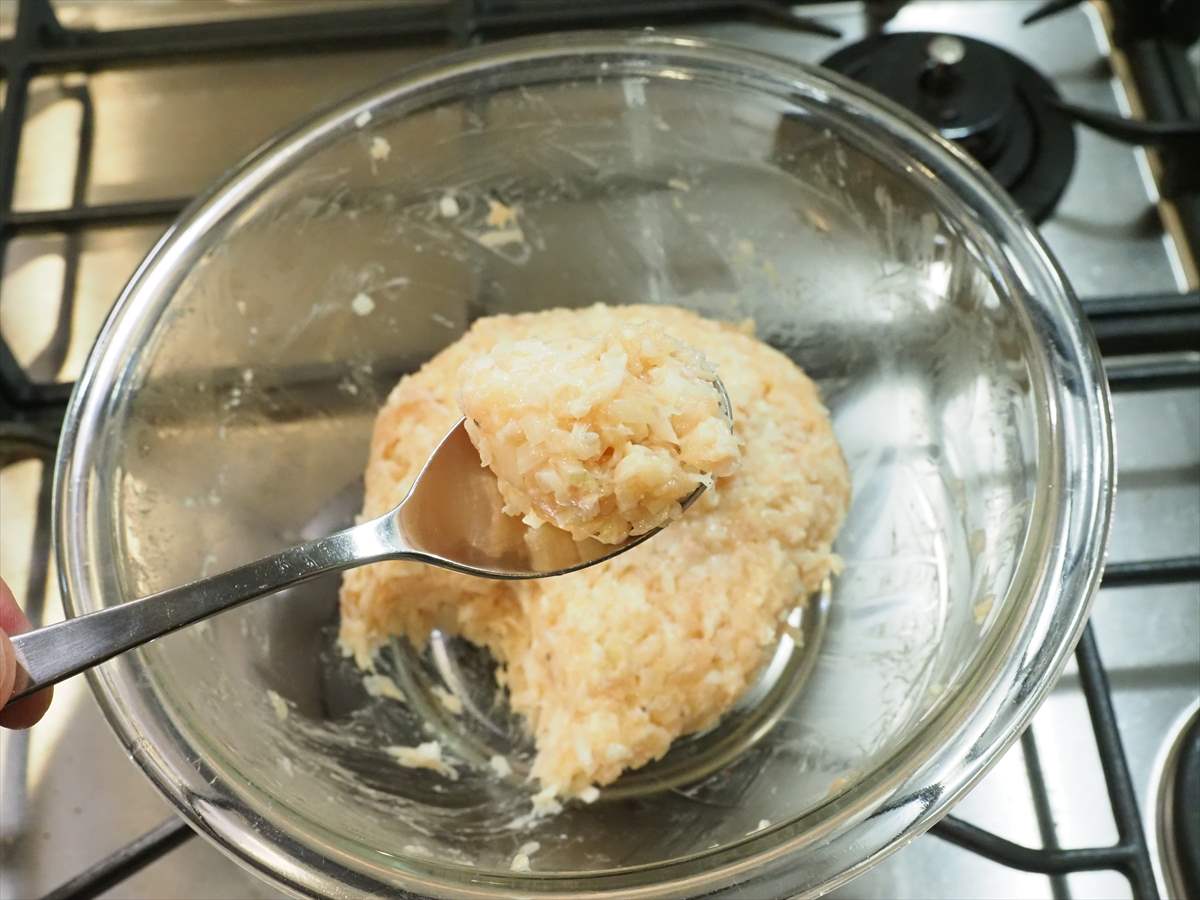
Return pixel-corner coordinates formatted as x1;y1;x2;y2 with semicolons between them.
1;2;1197;899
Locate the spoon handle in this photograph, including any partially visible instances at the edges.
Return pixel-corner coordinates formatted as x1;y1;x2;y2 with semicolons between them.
5;515;403;705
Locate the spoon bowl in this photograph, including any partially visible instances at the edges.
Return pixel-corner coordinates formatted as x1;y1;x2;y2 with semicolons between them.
397;419;704;578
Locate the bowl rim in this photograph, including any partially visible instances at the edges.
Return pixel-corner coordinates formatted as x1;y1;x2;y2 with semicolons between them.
53;31;1114;899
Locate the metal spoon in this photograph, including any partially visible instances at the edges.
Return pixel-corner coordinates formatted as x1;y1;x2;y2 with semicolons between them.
7;380;732;705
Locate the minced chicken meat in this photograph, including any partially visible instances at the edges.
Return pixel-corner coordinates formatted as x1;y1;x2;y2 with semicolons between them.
458;326;740;544
339;304;849;797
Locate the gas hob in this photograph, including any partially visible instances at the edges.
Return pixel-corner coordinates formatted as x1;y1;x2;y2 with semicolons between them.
1;2;1197;898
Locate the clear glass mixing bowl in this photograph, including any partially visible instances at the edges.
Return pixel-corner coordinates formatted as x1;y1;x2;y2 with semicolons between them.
54;34;1113;898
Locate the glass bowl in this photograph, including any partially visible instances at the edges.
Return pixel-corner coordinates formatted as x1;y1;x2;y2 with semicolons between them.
54;33;1113;898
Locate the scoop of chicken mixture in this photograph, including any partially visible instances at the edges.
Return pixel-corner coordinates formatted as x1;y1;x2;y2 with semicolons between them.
457;326;739;544
338;303;849;799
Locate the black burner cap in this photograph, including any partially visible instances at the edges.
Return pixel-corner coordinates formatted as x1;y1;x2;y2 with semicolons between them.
822;32;1076;223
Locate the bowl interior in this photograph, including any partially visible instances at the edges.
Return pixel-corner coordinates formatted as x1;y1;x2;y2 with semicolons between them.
69;45;1040;890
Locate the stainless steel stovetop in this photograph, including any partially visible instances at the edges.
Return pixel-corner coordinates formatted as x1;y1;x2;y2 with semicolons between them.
1;2;1196;898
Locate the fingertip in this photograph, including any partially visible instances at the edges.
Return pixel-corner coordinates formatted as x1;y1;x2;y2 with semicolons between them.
0;683;53;729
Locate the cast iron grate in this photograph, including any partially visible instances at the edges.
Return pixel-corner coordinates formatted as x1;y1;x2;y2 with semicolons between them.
1;2;1197;898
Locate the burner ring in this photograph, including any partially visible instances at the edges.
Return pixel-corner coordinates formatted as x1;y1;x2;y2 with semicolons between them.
1155;703;1200;899
822;32;1076;223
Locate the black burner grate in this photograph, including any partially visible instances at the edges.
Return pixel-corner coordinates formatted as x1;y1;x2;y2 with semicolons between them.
1;2;1198;899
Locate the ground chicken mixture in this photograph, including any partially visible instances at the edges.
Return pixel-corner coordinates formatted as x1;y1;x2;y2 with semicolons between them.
339;304;849;797
458;325;740;544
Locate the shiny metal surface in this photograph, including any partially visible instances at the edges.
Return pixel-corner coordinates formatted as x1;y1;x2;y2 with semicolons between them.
1;4;1195;900
9;416;694;701
49;31;1111;899
925;34;965;68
